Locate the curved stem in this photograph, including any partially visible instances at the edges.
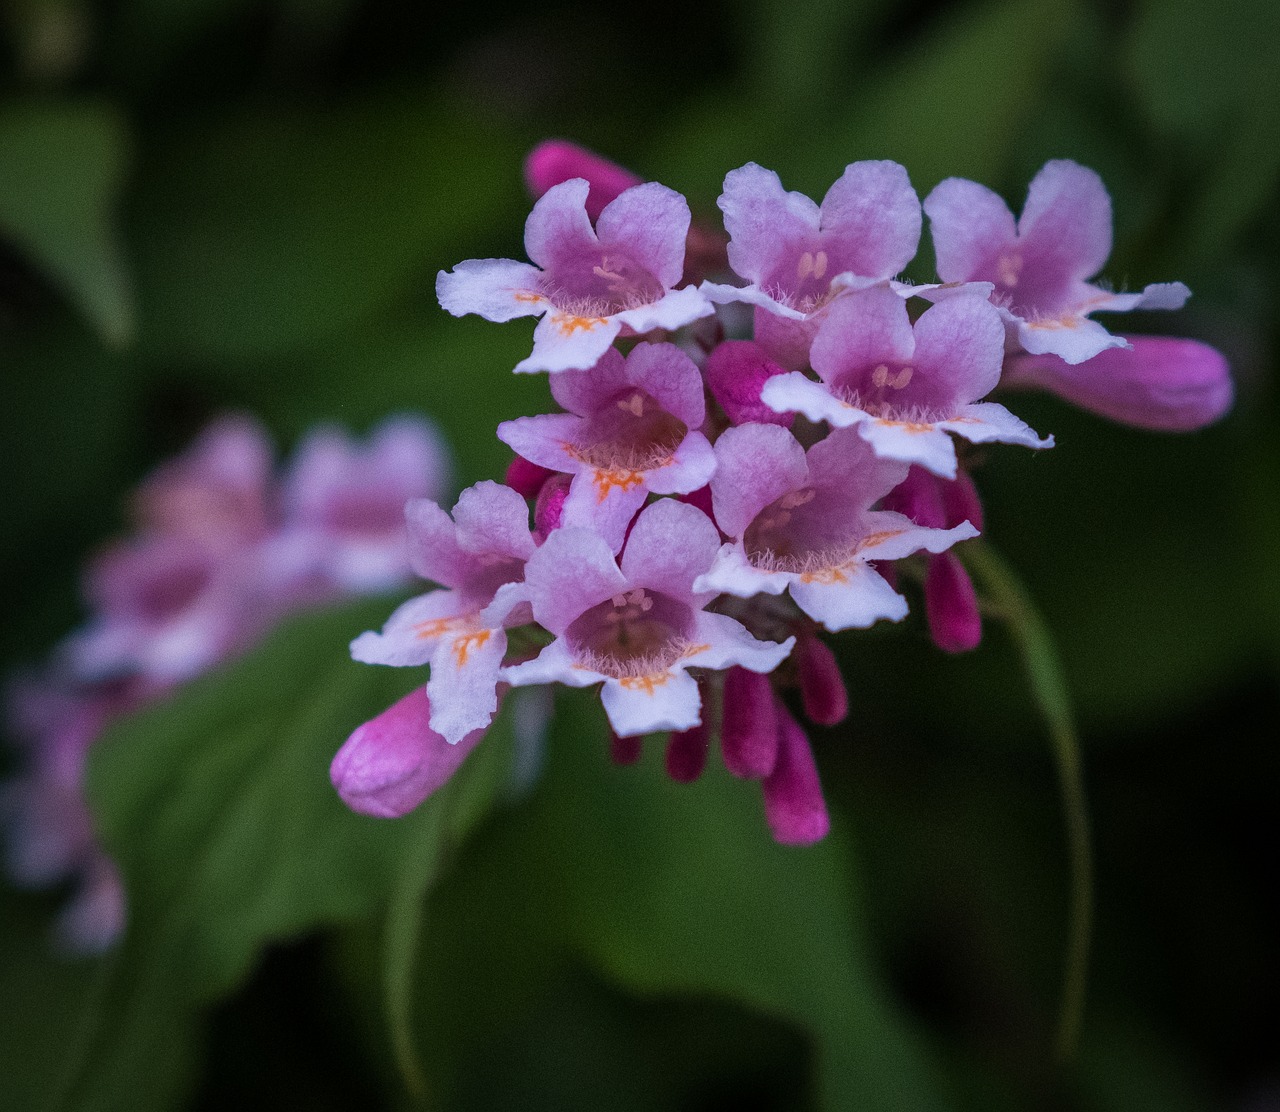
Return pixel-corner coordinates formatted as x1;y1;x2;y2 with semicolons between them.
961;539;1093;1065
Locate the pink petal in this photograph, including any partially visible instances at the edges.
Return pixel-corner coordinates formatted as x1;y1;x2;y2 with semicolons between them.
453;480;537;561
909;294;1006;409
523;527;628;635
523;178;599;273
595;182;690;291
504;455;555;499
548;346;629;417
436;258;546;321
923;177;1017;284
709;423;809;540
622;342;705;430
1018;160;1112;282
620;498;721;603
818;160;921;281
810;286;915;389
718;162;819;287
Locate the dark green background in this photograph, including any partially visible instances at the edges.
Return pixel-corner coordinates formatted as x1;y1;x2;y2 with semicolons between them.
2;0;1277;1108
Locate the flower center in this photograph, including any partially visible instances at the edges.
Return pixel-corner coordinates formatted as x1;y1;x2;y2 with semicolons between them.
572;390;687;472
566;588;693;678
542;251;665;317
762;245;844;314
744;487;858;575
834;362;941;423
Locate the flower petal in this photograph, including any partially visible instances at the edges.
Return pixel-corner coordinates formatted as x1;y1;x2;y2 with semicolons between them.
595;182;691;290
788;562;909;631
436;258;547;321
708;423;809;540
600;667;702;737
923;177;1017;284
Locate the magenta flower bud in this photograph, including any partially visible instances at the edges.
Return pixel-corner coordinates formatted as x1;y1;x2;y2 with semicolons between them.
610;729;642;766
533;473;572;537
720;667;779;779
796;632;848;726
505;455;555;499
761;705;830;845
330;688;484;818
942;468;984;533
523;140;643;222
706;340;795;428
1003;336;1233;431
666;720;709;783
925;551;982;653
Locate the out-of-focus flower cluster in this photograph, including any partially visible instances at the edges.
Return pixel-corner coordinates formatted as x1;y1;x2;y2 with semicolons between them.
333;141;1232;846
3;414;450;952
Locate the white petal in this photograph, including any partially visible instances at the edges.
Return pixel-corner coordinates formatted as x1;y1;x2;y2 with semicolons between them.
600;668;702;737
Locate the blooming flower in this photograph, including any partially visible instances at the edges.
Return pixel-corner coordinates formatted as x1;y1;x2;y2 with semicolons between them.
693;424;978;630
503;498;793;737
436;178;713;374
924;159;1190;364
349;481;535;744
760;285;1052;479
497;342;716;551
271;415;451;596
701;160;921;368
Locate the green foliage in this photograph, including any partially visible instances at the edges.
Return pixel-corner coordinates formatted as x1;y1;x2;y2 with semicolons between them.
0;100;135;344
40;600;514;1112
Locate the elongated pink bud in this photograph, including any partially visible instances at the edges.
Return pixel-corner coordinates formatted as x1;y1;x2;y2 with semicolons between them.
610;730;642;766
941;468;984;533
666;721;709;783
523;140;643;222
720;667;778;779
925;551;982;653
796;632;848;726
706;340;794;428
330;688;483;818
505;456;554;500
1004;336;1232;431
533;473;572;538
762;706;829;845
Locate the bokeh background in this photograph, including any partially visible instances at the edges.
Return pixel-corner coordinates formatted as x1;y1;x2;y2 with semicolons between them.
2;0;1277;1108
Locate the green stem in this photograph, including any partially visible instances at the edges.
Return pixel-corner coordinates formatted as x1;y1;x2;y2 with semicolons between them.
961;539;1093;1065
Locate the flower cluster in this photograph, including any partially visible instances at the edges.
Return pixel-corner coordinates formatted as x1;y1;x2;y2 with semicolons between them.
3;414;450;952
334;142;1231;845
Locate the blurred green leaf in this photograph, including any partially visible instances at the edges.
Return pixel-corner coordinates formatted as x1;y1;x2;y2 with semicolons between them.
413;694;945;1112
0;100;135;344
52;599;513;1112
129;96;524;362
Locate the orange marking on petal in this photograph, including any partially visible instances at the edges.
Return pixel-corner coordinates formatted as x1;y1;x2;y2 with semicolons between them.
876;419;934;434
514;291;545;303
413;617;463;640
1027;314;1082;330
680;643;711;660
800;565;850;585
593;468;645;501
552;312;608;336
857;530;905;552
619;672;671;695
451;628;492;667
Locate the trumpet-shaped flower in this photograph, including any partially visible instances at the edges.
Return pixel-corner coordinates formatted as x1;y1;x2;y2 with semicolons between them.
503;499;793;738
350;481;535;744
497;342;715;552
924;160;1190;364
761;286;1052;479
702;161;921;368
437;179;713;374
693;424;977;631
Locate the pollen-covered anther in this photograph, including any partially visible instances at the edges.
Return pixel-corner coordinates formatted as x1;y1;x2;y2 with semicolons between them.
996;252;1023;288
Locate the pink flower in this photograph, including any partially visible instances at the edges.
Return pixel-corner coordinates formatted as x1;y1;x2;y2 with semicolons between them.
1003;335;1233;431
271;415;451;596
761;286;1052;479
523;140;643;221
692;424;977;631
502;499;793;738
437;179;713;374
349;482;535;743
701;161;921;368
924;160;1190;364
497;342;716;552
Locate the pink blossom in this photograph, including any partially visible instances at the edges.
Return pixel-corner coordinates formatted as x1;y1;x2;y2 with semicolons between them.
761;286;1052;479
924;160;1190;364
437;179;713;374
701;161;921;368
503;499;793;738
350;481;535;744
497;342;715;552
693;424;977;631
